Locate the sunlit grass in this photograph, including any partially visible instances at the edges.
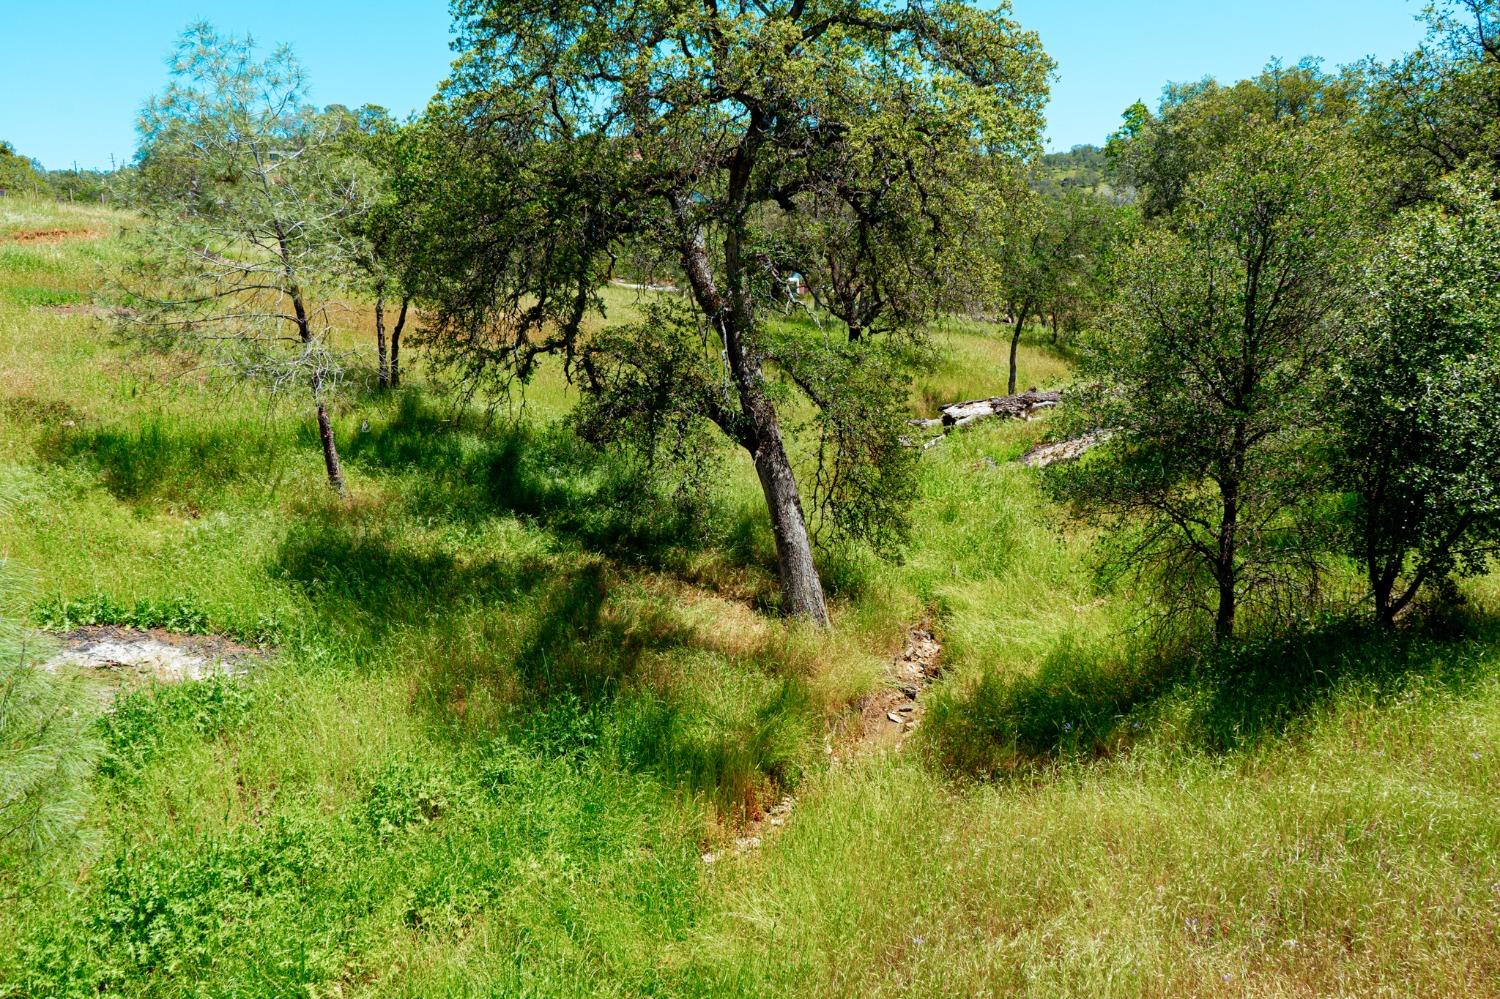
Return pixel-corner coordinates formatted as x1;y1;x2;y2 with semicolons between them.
1;196;1498;998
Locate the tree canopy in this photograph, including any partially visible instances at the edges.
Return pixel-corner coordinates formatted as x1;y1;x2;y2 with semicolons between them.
395;0;1055;623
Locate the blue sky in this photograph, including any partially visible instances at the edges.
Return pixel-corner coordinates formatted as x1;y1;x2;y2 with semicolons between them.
3;1;1431;171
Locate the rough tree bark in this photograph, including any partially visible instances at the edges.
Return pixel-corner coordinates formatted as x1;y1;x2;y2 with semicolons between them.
389;296;408;388
374;282;389;388
675;196;830;627
316;402;346;495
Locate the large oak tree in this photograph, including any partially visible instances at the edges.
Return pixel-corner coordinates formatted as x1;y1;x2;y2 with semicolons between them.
400;0;1052;624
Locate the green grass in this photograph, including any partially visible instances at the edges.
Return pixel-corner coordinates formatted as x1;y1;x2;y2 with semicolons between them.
1;194;1498;997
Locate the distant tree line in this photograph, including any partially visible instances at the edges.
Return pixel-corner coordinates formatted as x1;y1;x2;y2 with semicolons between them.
0;141;131;203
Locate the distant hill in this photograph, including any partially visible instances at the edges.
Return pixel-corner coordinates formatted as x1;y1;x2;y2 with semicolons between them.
1033;144;1132;203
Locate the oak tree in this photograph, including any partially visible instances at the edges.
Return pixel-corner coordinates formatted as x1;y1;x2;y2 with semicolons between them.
404;0;1053;623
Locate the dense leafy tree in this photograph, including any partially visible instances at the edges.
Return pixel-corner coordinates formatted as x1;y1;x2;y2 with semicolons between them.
126;24;368;495
401;0;1053;624
1054;123;1373;642
1363;0;1500;201
0;141;44;197
1331;173;1500;626
1108;60;1364;220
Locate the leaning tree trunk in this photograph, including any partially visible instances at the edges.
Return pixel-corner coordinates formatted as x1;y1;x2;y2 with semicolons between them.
389;297;409;388
751;413;829;624
374;283;389;389
315;398;346;497
285;276;346;497
676;203;829;626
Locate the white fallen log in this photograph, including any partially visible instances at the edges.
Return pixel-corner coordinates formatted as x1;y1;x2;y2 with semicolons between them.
909;389;1063;443
1019;431;1110;468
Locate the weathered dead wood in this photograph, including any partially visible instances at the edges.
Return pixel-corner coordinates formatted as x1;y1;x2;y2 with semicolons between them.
910;388;1063;446
1019;431;1110;468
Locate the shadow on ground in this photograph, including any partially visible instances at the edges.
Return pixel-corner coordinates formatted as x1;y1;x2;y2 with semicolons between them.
924;611;1500;777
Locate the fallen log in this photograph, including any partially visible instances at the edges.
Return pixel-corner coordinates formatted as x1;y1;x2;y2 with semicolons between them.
1019;431;1110;468
910;388;1062;438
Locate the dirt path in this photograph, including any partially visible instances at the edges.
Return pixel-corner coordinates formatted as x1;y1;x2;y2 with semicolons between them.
841;622;942;758
702;621;942;864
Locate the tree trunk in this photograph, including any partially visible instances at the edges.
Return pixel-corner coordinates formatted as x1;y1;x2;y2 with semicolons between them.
1008;301;1031;396
1214;477;1240;642
1373;571;1398;629
1215;572;1236;642
752;419;830;624
374;284;389;389
315;400;346;497
673;194;829;626
389;297;408;388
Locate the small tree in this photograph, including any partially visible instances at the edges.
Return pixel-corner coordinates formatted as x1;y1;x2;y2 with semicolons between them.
1054;123;1372;642
1331;173;1500;626
992;186;1130;392
126;24;365;495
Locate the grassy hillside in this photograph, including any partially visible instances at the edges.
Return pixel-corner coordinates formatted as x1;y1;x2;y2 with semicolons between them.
2;196;1498;997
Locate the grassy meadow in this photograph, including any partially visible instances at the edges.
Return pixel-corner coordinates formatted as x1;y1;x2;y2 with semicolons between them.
2;196;1499;997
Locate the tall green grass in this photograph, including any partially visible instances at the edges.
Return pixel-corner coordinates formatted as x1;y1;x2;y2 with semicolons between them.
1;196;1497;998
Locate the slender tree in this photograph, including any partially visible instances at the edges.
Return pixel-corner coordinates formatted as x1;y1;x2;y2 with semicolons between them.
1054;123;1373;642
126;24;365;495
1331;172;1500;626
401;0;1052;624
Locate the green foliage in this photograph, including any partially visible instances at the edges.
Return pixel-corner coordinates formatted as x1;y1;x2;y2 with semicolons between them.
0;636;98;877
1109;59;1366;219
0;141;44;197
1055;122;1375;640
1363;0;1500;200
97;675;256;780
32;593;208;634
1330;171;1500;623
362;752;456;837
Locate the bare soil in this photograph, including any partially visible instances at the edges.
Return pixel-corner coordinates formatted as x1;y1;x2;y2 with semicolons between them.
38;625;266;704
4;228;104;243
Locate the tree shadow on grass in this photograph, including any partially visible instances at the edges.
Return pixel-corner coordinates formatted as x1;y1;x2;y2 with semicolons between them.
37;411;292;506
341;393;740;571
275;508;813;810
925;612;1500;778
274;513;555;645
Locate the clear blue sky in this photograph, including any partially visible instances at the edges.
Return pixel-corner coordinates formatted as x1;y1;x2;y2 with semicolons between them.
3;1;1431;171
